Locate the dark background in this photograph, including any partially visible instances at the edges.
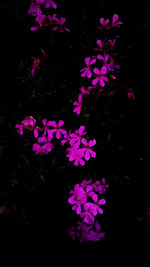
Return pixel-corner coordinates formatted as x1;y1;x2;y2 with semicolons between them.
0;0;150;259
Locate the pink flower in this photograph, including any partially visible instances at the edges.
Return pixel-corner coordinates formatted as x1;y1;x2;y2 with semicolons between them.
81;138;96;160
108;39;117;48
52;17;70;32
22;116;36;130
31;57;40;76
127;88;135;100
44;0;57;8
94;40;104;51
80;57;96;78
15;124;24;135
32;143;48;155
92;66;108;87
41;119;53;139
97;17;110;30
73;93;82;115
61;130;72;146
30;15;47;31
28;2;42;17
70;126;87;147
68;149;85;166
92;178;109;194
68;184;87;214
111;14;123;28
97;54;119;71
48;120;67;139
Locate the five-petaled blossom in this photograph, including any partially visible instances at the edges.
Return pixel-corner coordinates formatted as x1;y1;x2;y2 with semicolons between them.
52;17;70;32
92;66;108;87
73;94;83;115
48;120;67;139
80;57;96;78
68;179;108;224
80;138;96;160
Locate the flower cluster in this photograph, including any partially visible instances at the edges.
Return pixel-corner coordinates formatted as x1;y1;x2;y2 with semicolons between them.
15;117;96;166
67;220;105;243
68;178;108;223
73;14;133;115
28;0;70;33
61;126;96;166
28;0;70;76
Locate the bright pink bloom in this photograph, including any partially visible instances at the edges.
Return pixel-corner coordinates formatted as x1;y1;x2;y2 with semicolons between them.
92;66;108;87
80;57;96;78
97;17;110;30
48;120;67;139
81;138;96;160
73;93;82;115
15;124;24;135
68;184;87;214
97;54;119;71
68;149;85;166
111;14;123;28
30;15;47;31
32;143;48;155
28;1;42;17
94;40;104;51
92;178;109;194
70;125;87;147
52;17;70;32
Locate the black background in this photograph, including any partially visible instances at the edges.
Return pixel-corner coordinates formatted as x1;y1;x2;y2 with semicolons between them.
0;0;150;260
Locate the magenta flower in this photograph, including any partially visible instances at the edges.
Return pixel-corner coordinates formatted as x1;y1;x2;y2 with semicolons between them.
111;14;123;28
81;138;96;160
28;2;42;17
92;178;109;194
97;17;110;30
61;130;72;146
41;119;53;139
80;57;96;78
69;149;85;166
52;17;70;32
68;184;87;214
15;124;24;135
94;40;104;51
70;125;87;147
48;120;67;139
30;15;47;31
73;93;82;115
127;88;135;100
92;66;108;87
108;39;117;48
43;0;57;9
97;54;119;71
32;143;48;155
31;57;40;76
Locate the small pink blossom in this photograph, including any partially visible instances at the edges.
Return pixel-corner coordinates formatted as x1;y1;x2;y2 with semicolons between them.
97;54;119;71
28;2;42;17
127;88;135;100
70;125;87;147
80;57;96;78
31;57;40;76
111;14;123;28
92;66;108;87
48;120;67;139
15;124;24;135
81;138;96;161
68;149;85;166
97;17;110;30
73;93;83;115
108;39;117;48
52;17;70;32
94;40;104;51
